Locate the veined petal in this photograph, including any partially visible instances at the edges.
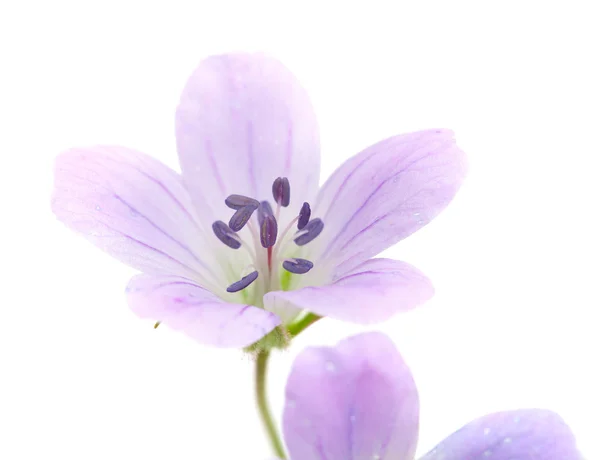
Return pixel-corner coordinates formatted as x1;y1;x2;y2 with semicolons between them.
264;259;433;324
311;129;467;278
283;332;419;460
420;409;581;460
176;53;320;225
262;294;303;326
52;146;223;289
127;275;280;348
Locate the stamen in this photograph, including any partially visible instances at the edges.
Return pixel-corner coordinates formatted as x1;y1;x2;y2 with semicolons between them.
226;270;259;293
297;202;311;230
225;194;259;210
273;216;298;258
283;258;314;274
260;215;278;248
257;200;274;226
272;177;291;207
294;218;324;246
229;205;256;232
212;220;242;249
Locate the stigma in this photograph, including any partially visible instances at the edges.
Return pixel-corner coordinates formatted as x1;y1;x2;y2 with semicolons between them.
212;177;324;293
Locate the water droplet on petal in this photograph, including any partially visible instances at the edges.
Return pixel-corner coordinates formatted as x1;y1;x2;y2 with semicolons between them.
483;427;491;435
325;361;336;372
95;205;101;211
413;211;424;224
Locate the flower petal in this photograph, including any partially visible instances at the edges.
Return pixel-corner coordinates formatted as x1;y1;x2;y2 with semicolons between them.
283;332;419;460
264;258;434;324
176;53;320;224
52;146;224;288
420;409;580;460
311;129;467;278
261;294;303;326
126;275;280;348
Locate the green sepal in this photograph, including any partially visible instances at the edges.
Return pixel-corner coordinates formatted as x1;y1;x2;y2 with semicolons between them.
244;325;290;355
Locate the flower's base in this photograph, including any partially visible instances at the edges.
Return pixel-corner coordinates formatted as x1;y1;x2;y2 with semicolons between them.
244;326;290;356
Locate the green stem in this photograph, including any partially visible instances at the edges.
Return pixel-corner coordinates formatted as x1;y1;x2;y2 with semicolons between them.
287;313;321;338
255;350;287;459
254;314;322;458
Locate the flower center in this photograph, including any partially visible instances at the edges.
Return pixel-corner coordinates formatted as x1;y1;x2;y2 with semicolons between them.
211;177;324;300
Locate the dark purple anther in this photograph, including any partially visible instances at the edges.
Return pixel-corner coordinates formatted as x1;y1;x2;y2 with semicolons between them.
297;202;311;230
260;215;278;248
257;200;274;226
282;258;314;274
225;194;259;210
226;271;259;293
294;218;324;246
212;220;241;249
229;205;256;232
272;177;291;207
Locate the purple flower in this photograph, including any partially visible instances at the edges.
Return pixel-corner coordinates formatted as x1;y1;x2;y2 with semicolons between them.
51;53;467;348
281;332;581;460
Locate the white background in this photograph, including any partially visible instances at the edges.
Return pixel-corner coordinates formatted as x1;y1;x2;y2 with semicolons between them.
1;1;599;458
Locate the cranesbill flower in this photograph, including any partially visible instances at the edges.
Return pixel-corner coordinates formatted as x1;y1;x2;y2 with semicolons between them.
52;53;467;348
281;332;581;460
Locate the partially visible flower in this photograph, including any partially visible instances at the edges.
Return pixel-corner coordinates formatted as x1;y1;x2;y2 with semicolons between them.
280;332;581;459
52;53;467;348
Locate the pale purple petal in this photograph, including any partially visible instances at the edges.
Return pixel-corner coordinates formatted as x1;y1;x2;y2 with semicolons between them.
264;259;434;324
52;146;222;287
420;409;581;460
126;275;280;348
176;53;320;225
283;332;419;460
262;294;303;326
311;129;467;278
